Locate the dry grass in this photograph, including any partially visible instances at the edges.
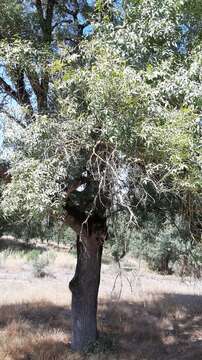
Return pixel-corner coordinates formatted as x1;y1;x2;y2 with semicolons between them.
0;297;201;360
0;238;201;360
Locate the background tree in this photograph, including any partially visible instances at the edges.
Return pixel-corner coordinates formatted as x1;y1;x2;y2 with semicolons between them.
0;0;202;352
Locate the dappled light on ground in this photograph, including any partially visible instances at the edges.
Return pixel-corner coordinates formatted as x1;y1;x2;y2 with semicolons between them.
0;294;201;360
0;242;201;359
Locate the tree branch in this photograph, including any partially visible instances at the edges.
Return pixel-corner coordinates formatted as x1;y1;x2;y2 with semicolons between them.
27;69;48;113
44;0;56;42
46;0;56;25
16;71;33;113
0;108;27;129
0;70;34;118
35;0;45;25
0;77;18;102
27;70;42;95
35;0;56;42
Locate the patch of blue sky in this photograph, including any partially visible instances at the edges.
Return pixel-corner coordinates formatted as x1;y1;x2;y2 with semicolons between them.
87;0;96;7
177;24;190;54
113;0;124;22
83;24;94;37
0;66;36;145
77;12;87;25
114;0;123;6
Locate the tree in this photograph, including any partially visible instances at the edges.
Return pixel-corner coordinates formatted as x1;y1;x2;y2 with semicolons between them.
0;0;122;350
0;0;202;351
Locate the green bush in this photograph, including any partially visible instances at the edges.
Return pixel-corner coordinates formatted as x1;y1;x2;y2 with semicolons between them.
47;224;76;246
130;217;202;277
27;250;56;277
108;213;202;277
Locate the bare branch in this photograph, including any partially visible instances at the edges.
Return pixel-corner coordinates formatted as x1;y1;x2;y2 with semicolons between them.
35;0;56;42
15;71;34;114
0;70;34;119
0;108;26;129
27;69;49;113
46;0;56;24
35;0;45;24
0;77;18;102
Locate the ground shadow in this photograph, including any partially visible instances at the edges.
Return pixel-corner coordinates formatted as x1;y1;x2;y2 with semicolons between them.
0;236;46;253
0;301;71;332
0;293;201;359
98;293;202;360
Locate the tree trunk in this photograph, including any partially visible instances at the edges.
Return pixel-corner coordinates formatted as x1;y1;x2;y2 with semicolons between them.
69;232;103;351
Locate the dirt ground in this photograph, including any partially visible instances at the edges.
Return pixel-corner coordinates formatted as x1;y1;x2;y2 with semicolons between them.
0;238;201;360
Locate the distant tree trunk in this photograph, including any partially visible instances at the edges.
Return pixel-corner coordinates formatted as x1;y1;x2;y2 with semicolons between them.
158;253;172;274
69;227;104;351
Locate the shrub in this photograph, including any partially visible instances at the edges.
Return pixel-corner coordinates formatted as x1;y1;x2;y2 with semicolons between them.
27;250;56;277
131;217;202;277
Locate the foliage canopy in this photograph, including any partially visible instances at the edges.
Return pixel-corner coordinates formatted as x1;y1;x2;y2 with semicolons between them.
0;0;201;254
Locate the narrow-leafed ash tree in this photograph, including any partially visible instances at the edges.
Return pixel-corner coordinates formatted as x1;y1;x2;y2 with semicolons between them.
0;0;201;351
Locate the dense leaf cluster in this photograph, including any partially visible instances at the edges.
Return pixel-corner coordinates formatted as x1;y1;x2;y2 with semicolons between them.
0;1;201;270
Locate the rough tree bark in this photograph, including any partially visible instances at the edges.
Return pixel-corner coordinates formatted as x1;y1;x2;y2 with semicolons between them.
68;217;106;351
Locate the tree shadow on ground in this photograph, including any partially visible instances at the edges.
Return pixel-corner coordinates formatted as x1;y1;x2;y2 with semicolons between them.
0;236;46;253
0;301;71;332
0;293;201;360
98;293;202;360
